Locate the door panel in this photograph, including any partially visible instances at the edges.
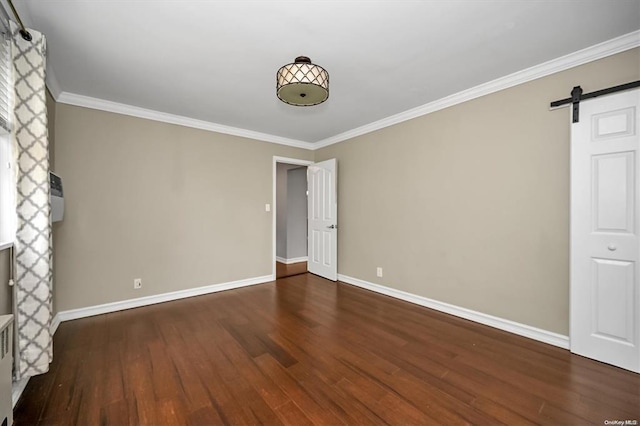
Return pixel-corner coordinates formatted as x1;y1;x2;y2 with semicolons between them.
592;107;635;141
311;230;320;263
592;152;634;233
307;159;337;281
591;258;635;344
323;231;332;267
571;89;640;373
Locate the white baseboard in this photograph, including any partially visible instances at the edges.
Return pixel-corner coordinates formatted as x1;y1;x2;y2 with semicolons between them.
50;312;61;336
53;274;275;325
337;274;570;349
12;377;29;408
276;256;308;265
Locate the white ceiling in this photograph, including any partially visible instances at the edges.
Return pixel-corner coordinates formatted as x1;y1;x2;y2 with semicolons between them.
11;1;640;145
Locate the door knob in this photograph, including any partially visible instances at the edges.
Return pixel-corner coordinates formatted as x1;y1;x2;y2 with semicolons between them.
607;244;617;251
327;224;337;229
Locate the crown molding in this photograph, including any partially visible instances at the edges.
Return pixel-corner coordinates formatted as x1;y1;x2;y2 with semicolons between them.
312;30;640;149
56;91;314;149
49;30;638;151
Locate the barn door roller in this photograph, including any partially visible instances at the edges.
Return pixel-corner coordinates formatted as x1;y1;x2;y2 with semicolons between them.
550;80;640;123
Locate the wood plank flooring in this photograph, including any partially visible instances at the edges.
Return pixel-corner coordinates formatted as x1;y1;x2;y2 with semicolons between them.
14;273;640;425
275;261;307;279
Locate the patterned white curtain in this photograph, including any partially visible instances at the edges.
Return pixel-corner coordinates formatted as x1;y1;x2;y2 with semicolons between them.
11;22;52;379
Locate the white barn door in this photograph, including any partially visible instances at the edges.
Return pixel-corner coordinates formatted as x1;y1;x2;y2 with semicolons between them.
571;89;640;373
307;159;337;281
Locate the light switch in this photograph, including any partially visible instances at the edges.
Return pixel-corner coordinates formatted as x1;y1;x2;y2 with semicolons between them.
265;203;271;212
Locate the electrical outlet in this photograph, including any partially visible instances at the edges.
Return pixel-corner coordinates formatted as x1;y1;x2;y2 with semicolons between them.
133;278;142;289
376;267;383;277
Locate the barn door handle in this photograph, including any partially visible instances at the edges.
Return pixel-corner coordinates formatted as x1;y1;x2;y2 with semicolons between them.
607;244;617;251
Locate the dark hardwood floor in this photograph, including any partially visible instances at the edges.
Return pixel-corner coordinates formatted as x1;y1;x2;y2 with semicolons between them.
275;261;307;279
14;273;640;425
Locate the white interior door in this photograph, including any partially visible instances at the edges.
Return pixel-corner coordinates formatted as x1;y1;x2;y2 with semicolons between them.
307;158;337;281
571;89;640;373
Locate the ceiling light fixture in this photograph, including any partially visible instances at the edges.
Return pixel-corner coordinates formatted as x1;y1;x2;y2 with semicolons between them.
276;56;329;106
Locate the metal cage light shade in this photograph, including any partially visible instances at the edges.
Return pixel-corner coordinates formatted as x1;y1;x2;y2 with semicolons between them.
276;56;329;106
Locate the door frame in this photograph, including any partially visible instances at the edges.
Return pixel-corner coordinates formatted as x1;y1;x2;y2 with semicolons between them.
272;156;314;279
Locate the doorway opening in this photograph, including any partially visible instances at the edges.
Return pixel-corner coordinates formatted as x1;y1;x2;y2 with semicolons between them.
273;157;312;279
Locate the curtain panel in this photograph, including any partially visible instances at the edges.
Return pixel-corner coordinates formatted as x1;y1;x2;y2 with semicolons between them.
11;22;52;379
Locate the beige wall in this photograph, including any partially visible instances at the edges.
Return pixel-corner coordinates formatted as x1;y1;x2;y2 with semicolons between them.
50;48;639;335
315;48;640;335
53;104;312;311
